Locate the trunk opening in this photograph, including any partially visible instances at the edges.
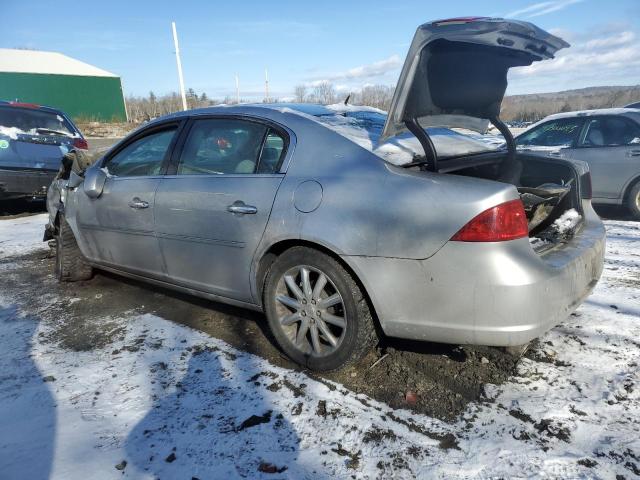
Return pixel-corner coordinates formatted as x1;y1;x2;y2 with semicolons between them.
450;152;585;251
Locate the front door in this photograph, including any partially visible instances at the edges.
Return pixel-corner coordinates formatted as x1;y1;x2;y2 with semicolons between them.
565;116;640;201
75;125;179;278
155;117;287;302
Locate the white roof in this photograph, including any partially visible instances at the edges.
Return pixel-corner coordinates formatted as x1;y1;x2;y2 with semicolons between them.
0;48;118;78
545;108;640;120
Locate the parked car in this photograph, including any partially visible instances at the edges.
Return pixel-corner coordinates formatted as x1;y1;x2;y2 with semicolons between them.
515;108;640;218
625;101;640;109
47;17;605;371
0;101;87;201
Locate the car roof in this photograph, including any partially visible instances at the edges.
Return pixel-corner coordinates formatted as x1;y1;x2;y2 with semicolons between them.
162;103;356;120
0;100;68;116
543;108;640;121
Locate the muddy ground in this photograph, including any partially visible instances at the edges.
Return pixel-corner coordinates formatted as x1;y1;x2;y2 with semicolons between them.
0;203;633;423
2;242;529;422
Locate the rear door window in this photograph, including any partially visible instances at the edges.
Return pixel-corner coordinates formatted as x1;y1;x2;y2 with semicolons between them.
579;117;640;147
105;127;177;177
177;119;285;175
517;118;583;147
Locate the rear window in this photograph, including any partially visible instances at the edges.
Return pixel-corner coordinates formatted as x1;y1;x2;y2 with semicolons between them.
311;108;499;165
0;106;76;137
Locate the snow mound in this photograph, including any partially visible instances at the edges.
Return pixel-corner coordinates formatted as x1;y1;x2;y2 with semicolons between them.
552;208;582;234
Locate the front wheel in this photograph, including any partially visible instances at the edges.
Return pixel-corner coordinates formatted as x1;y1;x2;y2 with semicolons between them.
627;182;640;220
55;215;93;282
263;247;377;371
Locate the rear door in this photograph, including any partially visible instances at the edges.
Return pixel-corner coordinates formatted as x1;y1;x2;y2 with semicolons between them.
568;115;640;200
155;116;287;302
75;122;181;278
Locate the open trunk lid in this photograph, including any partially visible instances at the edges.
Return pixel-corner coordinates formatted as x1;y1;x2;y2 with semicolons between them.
381;17;569;140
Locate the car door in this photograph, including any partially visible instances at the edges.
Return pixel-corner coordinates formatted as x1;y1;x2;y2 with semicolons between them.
154;116;288;302
74;122;181;278
567;116;640;201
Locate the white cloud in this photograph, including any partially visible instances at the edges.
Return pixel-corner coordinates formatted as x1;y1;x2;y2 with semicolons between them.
308;55;402;85
505;0;583;19
508;27;640;93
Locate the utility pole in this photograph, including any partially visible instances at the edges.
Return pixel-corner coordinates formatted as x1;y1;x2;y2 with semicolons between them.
171;21;188;111
235;73;240;104
265;68;270;103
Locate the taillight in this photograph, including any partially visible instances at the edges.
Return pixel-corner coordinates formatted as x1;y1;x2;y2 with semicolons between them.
451;199;528;242
73;138;89;150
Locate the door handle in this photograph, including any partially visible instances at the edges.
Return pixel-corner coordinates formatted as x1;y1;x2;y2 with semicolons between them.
128;197;149;209
227;201;257;215
548;151;563;157
628;150;640;157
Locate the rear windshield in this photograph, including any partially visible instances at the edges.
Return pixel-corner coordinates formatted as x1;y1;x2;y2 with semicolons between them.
0;106;76;137
311;107;502;165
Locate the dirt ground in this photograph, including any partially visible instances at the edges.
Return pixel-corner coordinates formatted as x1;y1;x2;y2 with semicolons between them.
0;242;528;422
0;203;633;423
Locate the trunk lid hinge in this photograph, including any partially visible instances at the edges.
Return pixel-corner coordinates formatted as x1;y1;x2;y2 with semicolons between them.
405;117;438;172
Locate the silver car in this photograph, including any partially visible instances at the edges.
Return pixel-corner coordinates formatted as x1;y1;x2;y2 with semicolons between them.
47;18;605;371
516;109;640;218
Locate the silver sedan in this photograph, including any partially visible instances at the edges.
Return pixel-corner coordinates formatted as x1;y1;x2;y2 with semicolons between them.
47;18;605;371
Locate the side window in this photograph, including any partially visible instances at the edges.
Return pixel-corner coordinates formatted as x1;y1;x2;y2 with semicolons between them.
580;117;640;147
178;119;272;175
256;129;286;174
106;128;177;177
517;118;583;147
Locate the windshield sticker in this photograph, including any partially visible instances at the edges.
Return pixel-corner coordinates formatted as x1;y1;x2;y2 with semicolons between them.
0;139;9;149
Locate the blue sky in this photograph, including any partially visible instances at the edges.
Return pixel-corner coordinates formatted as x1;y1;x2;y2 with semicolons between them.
3;0;639;100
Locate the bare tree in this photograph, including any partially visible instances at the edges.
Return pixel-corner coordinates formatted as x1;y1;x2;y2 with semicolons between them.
294;84;308;103
313;82;336;105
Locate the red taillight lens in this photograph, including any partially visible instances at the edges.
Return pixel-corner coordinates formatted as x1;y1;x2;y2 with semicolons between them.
451;199;529;242
73;138;89;150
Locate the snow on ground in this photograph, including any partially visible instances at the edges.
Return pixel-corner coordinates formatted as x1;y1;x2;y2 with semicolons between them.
0;213;49;259
0;214;638;479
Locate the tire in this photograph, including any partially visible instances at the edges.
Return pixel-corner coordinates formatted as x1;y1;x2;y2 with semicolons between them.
626;181;640;220
55;215;93;282
263;247;377;371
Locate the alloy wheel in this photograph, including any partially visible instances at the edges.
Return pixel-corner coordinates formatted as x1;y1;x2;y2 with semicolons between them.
274;265;347;357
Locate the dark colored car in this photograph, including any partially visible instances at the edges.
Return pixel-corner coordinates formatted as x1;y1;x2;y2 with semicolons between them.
0;101;87;201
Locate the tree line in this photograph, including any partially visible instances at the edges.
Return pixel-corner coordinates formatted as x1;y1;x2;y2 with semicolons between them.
124;83;640;124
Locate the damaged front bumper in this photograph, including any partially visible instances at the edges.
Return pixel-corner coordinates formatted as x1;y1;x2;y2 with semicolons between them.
0;168;56;200
343;200;605;347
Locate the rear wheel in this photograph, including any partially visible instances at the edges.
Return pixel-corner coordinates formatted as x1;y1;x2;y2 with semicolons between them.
627;181;640;220
263;247;377;371
55;215;93;282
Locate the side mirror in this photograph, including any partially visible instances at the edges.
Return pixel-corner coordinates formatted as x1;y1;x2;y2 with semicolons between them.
83;167;107;199
67;170;84;188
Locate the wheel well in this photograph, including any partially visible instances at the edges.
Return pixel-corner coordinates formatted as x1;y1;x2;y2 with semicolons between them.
256;239;382;332
623;175;640;202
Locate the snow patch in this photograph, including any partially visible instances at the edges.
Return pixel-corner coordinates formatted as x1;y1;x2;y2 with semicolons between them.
0;214;49;259
0;125;25;140
552;208;582;234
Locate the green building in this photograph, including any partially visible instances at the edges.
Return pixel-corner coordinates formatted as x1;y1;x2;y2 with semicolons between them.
0;48;127;122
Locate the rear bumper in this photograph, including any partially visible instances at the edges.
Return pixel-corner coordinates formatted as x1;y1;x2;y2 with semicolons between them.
0;169;56;200
344;201;605;346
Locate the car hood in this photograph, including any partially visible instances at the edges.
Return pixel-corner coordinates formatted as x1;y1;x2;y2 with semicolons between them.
381;17;569;140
